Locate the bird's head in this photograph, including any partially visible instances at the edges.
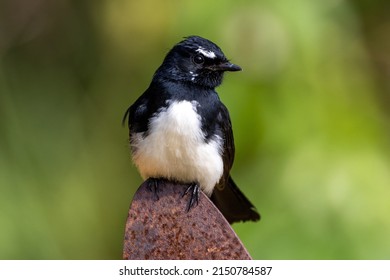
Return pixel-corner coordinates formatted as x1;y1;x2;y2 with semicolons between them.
154;36;241;88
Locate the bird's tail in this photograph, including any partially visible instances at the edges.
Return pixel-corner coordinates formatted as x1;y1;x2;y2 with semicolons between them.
210;177;260;224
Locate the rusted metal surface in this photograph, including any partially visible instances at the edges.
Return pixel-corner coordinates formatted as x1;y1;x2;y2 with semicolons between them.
123;179;252;260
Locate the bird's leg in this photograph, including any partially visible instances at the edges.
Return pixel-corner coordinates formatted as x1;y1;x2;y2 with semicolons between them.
147;177;162;201
182;182;200;212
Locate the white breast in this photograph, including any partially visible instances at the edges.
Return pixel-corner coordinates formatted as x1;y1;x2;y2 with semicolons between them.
131;100;223;196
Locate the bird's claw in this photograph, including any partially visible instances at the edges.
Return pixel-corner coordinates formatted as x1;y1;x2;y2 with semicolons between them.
147;178;161;201
182;183;200;212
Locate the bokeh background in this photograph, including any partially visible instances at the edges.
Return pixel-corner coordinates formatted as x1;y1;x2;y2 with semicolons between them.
1;0;390;259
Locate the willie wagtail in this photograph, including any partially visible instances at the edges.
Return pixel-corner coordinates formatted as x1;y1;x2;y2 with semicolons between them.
123;36;260;223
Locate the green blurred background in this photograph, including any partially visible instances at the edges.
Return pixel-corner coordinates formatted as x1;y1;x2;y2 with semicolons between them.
1;0;390;259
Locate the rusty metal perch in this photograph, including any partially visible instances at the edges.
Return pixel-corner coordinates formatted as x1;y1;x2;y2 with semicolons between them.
123;179;252;260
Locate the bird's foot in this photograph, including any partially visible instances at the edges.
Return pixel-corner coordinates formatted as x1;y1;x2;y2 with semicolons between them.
146;178;163;201
182;182;200;212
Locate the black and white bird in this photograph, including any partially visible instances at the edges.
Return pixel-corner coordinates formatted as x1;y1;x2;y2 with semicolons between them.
123;36;260;223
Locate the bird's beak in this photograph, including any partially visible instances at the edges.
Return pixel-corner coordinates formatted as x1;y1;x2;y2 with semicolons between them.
210;62;242;72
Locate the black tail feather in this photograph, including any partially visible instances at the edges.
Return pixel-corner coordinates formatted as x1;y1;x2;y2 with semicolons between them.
210;177;260;224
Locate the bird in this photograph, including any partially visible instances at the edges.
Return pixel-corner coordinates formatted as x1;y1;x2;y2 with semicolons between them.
123;36;260;223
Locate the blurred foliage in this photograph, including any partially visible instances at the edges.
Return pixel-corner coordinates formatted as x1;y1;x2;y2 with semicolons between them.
1;0;389;259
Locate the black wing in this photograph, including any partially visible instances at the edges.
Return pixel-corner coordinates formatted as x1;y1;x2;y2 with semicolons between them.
215;103;235;190
122;84;162;137
122;98;148;134
123;80;171;134
210;103;260;224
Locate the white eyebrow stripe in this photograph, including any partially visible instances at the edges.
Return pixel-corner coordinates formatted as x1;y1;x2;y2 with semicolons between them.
196;47;216;59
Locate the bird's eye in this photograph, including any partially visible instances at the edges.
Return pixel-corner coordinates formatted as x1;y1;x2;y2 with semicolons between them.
193;55;204;64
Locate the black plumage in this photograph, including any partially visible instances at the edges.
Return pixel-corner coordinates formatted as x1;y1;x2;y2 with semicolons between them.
123;36;260;223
